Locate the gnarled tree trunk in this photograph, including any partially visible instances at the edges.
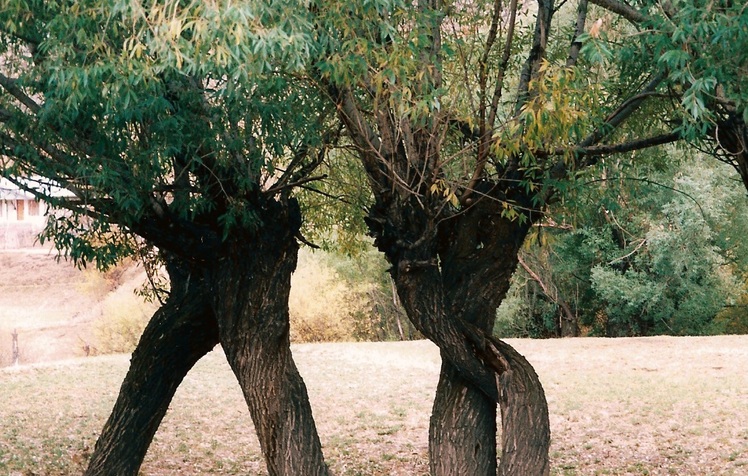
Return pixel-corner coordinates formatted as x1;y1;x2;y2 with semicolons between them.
369;190;551;476
429;361;497;475
85;257;218;476
87;200;330;476
210;198;329;476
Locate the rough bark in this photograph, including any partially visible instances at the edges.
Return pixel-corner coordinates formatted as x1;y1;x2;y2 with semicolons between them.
367;189;552;476
86;195;329;476
85;257;218;476
429;361;497;475
392;246;551;476
211;198;329;476
493;338;551;476
716;115;748;191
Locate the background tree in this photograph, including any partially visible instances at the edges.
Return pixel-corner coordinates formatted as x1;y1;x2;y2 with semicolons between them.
498;154;748;337
0;1;334;475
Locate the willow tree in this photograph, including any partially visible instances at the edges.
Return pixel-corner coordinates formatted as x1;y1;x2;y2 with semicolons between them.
305;0;745;473
0;1;334;475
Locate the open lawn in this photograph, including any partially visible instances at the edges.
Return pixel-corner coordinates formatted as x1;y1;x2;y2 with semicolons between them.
1;336;747;475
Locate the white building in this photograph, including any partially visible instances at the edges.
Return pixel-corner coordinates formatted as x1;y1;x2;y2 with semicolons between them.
0;177;49;223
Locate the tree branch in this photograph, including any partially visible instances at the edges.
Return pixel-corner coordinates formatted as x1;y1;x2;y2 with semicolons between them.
487;0;519;128
587;0;647;24
514;0;555;115
327;83;388;195
566;0;589;68
0;73;41;114
266;174;328;195
576;73;666;153
549;130;681;163
463;0;520;206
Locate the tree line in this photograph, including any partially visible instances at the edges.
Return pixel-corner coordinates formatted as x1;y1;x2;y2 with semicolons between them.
1;0;746;475
497;154;748;338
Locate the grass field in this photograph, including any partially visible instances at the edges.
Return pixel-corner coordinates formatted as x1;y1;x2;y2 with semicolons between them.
1;336;746;475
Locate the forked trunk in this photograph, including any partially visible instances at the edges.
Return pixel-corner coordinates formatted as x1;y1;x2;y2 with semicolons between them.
85;258;218;476
398;263;551;476
210;200;329;476
375;195;551;475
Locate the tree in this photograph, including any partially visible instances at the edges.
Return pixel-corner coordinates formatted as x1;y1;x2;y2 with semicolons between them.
307;0;747;473
498;155;747;338
0;1;334;474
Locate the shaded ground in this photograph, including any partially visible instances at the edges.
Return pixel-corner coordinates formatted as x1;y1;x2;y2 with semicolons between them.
0;337;746;475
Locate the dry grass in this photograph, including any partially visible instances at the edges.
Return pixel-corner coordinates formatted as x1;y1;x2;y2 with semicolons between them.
1;337;746;475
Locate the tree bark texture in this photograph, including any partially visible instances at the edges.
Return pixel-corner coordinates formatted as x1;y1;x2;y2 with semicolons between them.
85;258;218;476
716;115;748;192
210;198;329;476
429;361;497;475
369;190;552;476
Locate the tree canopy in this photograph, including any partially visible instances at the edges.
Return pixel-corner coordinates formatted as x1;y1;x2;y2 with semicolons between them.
0;0;333;269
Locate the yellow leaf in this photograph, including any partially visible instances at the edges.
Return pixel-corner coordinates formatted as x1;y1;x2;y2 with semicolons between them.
169;18;182;40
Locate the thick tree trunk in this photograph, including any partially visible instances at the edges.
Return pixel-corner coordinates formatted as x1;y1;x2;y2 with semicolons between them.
86;259;218;476
394;262;551;476
371;193;551;476
430;360;497;475
493;338;551;476
211;200;329;476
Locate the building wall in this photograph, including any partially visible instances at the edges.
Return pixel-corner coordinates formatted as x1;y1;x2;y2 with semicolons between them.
0;198;47;223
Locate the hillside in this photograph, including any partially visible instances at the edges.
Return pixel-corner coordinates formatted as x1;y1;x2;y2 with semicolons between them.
0;245;153;366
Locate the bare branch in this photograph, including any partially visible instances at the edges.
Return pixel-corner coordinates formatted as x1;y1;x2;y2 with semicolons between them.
297;184;353;205
587;0;647;24
464;0;520;206
266;174;328;195
576;73;666;151
517;254;554;299
479;0;504;127
328;84;388;195
515;0;555;115
566;0;589;68
487;0;519;127
607;238;647;265
566;130;680;162
295;231;321;249
0;73;41;114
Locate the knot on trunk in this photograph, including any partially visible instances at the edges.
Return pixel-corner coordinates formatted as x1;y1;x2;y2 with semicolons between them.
398;258;438;274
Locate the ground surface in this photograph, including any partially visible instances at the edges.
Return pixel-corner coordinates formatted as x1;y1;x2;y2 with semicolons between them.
0;247;97;365
0;337;746;475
